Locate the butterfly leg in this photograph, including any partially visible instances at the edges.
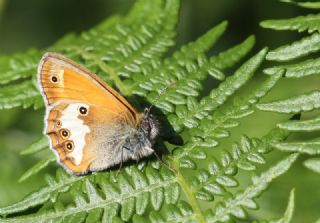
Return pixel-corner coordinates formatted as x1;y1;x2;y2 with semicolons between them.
154;151;176;173
116;147;125;177
143;147;176;173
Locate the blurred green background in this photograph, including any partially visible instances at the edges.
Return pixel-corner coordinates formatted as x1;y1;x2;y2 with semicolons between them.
0;0;319;222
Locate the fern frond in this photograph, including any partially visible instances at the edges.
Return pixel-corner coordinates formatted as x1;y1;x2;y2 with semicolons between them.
257;90;320;113
0;169;82;216
18;155;56;183
0;49;42;85
254;189;295;223
172;21;228;61
146;201;195;223
271;189;295;223
264;57;320;78
20;136;49;155
304;158;320;174
190;128;288;202
205;153;298;223
280;0;320;9
273;139;320;155
0;81;42;110
211;35;255;70
266;33;320;61
122;21;231;118
172;71;283;166
169;43;263;130
16;136;53;182
0;166;178;223
277;116;320;131
72;0;179;82
261;13;320;33
189;70;282;152
259;5;320;210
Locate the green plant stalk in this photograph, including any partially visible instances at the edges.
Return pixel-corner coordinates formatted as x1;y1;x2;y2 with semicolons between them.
172;160;206;223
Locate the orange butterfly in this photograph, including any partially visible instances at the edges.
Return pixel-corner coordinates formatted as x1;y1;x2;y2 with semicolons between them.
38;53;159;175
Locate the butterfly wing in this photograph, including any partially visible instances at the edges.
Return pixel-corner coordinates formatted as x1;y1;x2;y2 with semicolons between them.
38;53;138;174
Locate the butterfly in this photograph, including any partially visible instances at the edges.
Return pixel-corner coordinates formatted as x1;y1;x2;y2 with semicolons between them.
37;53;159;175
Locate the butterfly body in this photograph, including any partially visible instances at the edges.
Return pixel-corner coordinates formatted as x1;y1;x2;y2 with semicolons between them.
89;112;159;172
37;53;159;175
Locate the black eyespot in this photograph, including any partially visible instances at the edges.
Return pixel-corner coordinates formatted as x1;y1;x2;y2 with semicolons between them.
65;141;74;151
62;130;68;137
79;106;88;115
56;120;62;127
51;76;58;83
60;129;70;139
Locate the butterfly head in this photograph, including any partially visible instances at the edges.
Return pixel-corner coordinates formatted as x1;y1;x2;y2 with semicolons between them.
140;108;159;142
123;109;159;160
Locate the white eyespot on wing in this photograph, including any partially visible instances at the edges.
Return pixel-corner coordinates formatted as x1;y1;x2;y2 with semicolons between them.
60;103;90;165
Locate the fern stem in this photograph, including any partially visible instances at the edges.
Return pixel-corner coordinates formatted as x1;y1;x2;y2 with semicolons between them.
172;161;206;223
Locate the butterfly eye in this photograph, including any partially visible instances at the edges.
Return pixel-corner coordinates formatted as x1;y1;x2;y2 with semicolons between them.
60;129;70;139
64;141;74;152
79;106;88;116
50;75;59;83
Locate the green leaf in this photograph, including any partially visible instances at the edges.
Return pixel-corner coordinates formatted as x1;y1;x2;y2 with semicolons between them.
261;13;320;33
257;90;320;113
149;201;196;223
303;158;320;174
173;20;228;61
191;128;288;202
20;136;49;155
254;189;295;223
205;153;298;223
209;47;268;109
0;49;42;85
264;57;320;78
0;166;178;222
171;46;266;130
210;35;255;70
266;33;320;61
273;138;320;155
277;116;320;131
0;81;41;110
18;155;56;182
188;70;282;150
271;189;295;223
0;169;80;216
280;0;320;9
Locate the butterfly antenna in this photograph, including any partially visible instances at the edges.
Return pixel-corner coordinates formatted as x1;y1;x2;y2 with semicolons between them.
145;82;176;116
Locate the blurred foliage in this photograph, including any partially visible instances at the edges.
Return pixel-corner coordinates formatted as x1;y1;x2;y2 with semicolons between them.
0;0;319;223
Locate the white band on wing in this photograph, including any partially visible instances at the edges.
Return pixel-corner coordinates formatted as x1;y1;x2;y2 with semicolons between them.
60;103;90;165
